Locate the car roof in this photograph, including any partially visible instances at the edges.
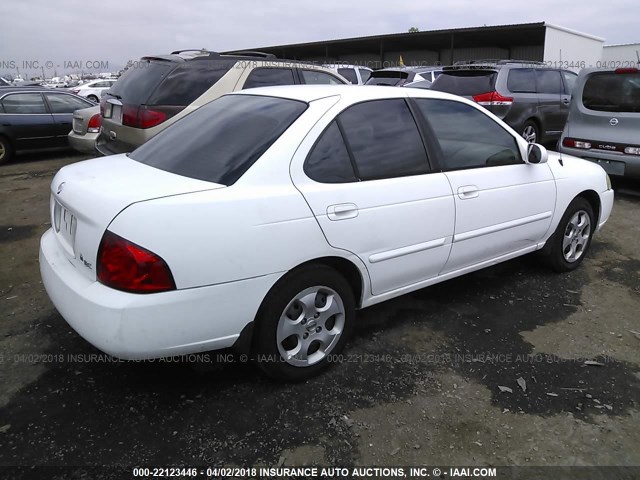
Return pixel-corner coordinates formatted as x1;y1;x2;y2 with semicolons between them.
0;86;49;93
323;64;373;70
376;66;442;73
230;84;464;103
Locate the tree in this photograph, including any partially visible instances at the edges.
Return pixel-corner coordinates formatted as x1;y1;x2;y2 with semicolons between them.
408;27;419;33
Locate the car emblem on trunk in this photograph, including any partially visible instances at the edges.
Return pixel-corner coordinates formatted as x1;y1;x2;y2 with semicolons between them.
56;182;65;194
609;118;619;126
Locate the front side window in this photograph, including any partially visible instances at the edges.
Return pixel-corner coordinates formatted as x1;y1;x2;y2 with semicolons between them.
305;121;357;183
130;95;307;185
243;68;296;89
535;70;563;94
300;70;343;85
415;99;521;170
44;93;92;113
1;93;47;114
337;99;429;180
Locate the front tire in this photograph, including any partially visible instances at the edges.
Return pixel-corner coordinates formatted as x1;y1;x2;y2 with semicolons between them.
254;265;355;381
545;197;595;272
0;136;14;165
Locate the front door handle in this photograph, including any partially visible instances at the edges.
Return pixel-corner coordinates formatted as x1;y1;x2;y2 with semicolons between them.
327;203;358;221
457;185;479;199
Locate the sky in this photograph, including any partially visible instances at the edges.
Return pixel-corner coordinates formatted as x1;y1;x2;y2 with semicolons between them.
1;0;639;77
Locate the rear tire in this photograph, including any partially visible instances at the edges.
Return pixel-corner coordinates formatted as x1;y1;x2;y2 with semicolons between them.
0;136;13;165
522;120;539;144
254;265;355;382
87;95;99;103
544;197;595;272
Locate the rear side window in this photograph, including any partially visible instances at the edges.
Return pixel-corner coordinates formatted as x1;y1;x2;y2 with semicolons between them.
1;93;47;114
416;99;521;170
305;121;357;183
535;70;563;94
431;71;497;96
507;69;536;93
338;99;429;180
300;70;343;85
108;60;173;104
44;93;92;113
582;72;640;112
338;68;358;84
130;95;307;185
243;68;296;89
358;69;372;83
147;61;236;106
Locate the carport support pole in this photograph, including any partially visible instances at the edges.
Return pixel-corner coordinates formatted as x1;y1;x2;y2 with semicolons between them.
449;34;455;65
379;39;385;69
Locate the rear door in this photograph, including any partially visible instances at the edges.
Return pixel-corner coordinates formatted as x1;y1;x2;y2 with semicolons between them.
0;92;56;149
535;69;566;135
43;92;94;145
291;98;455;296
414;98;556;273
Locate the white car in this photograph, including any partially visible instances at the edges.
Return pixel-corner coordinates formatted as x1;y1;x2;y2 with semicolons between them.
40;85;614;381
323;64;372;84
70;79;117;102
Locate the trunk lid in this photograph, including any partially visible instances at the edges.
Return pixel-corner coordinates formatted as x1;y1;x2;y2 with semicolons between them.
50;154;224;281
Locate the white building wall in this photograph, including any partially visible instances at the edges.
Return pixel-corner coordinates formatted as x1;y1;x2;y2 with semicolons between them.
602;44;640;66
543;23;604;70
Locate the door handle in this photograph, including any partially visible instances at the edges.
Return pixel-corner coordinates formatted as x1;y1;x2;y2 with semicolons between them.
327;203;358;220
457;185;479;199
562;98;570;105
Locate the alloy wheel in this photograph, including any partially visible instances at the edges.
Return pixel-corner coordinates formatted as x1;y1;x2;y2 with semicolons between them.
562;210;591;262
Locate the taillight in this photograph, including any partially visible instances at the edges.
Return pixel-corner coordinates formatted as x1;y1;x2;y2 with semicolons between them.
473;91;513;106
97;231;176;294
122;105;167;129
87;114;102;133
562;138;592;149
615;68;638;74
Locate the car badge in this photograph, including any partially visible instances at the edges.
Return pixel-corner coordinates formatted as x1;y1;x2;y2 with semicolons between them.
56;182;65;194
609;118;619;126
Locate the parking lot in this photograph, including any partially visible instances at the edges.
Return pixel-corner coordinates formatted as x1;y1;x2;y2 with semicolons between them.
0;150;639;473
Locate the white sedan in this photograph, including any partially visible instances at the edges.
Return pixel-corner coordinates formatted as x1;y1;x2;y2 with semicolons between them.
40;85;614;381
70;79;116;102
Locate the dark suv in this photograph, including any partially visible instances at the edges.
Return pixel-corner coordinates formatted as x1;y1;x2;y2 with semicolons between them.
430;60;578;144
97;50;346;155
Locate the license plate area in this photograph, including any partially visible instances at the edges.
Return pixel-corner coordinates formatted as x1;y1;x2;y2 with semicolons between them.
593;159;625;176
53;200;77;256
104;100;123;124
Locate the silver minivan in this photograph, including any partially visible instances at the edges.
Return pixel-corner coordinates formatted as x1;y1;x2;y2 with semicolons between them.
559;67;640;179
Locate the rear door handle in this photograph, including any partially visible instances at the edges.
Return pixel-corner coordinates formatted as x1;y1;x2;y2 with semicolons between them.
327;203;358;220
457;185;479;199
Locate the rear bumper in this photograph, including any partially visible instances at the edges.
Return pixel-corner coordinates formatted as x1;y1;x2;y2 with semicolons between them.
40;228;280;359
558;146;640;179
68;131;98;154
95;134;136;156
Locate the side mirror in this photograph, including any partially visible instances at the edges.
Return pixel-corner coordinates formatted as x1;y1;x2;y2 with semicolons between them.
526;143;548;164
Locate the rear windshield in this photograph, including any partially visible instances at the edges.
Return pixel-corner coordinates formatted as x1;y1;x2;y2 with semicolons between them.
366;71;411;86
107;59;173;104
582;72;640;113
431;71;497;96
130;95;307;185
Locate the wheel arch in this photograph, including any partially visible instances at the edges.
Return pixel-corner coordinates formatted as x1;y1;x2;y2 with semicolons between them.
576;189;601;226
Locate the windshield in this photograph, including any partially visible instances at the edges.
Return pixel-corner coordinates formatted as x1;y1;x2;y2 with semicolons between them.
130;95;308;185
582;72;640;113
107;59;173;104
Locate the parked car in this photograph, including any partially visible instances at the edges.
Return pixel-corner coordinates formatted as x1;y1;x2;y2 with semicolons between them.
68;105;101;154
96;49;348;156
404;79;432;89
430;60;578;144
0;77;11;86
0;86;94;164
40;85;613;381
322;64;373;84
366;66;443;86
70;79;117;103
559;67;640;179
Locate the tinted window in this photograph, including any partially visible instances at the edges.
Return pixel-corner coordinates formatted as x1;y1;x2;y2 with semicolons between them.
562;71;578;93
44;93;92;113
507;69;536;93
108;60;172;104
148;61;236;106
338;99;429;180
130;95;307;185
358;69;371;83
416;99;521;170
365;71;410;86
535;70;562;94
301;70;343;85
305;121;357;183
582;72;640;112
243;68;296;89
338;68;358;84
1;93;47;114
431;71;497;96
